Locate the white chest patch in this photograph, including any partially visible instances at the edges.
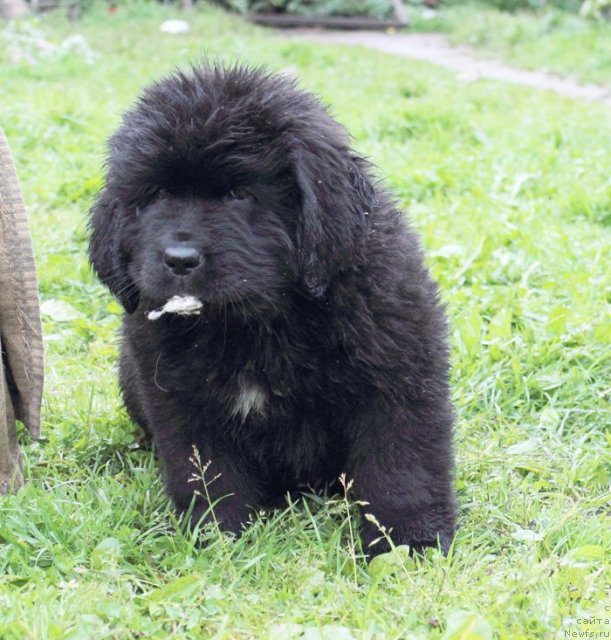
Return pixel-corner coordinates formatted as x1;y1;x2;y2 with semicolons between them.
231;375;267;421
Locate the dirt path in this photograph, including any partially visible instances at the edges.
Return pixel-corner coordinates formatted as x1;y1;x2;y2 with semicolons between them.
284;31;611;106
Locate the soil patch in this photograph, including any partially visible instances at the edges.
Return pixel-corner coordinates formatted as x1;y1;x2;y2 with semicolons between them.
284;30;611;105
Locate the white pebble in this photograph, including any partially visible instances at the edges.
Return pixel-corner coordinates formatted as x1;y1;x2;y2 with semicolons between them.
160;20;191;35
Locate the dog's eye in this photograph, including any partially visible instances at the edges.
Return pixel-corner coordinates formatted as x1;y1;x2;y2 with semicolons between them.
228;188;248;201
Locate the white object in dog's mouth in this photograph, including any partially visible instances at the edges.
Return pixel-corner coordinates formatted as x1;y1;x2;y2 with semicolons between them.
147;295;203;320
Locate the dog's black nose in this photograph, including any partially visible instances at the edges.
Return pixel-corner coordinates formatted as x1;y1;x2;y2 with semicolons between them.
163;245;202;276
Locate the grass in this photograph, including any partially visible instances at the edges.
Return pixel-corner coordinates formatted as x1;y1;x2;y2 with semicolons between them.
408;2;611;87
1;3;609;638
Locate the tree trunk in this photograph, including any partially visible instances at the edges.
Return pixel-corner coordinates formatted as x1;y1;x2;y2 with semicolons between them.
0;0;29;19
391;0;407;23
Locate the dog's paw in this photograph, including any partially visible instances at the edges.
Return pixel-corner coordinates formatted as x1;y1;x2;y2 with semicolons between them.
361;518;454;559
186;499;251;539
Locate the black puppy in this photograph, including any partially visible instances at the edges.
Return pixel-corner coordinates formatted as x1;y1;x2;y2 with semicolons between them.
89;64;456;556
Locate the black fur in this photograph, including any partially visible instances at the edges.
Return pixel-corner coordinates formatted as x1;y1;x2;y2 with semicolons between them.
89;64;456;556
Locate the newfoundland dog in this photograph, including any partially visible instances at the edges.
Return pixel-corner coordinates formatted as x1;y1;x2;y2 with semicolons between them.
89;63;456;556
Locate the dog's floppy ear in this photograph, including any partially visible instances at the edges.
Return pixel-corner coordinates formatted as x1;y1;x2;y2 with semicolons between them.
89;188;140;314
290;138;375;297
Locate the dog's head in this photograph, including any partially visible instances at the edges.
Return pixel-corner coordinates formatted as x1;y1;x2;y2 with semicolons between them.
89;64;376;316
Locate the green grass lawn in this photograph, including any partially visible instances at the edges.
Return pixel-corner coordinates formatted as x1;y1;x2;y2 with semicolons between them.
409;2;611;87
1;3;609;639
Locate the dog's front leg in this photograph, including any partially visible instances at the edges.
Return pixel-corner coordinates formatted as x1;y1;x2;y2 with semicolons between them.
347;396;456;558
154;428;258;536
